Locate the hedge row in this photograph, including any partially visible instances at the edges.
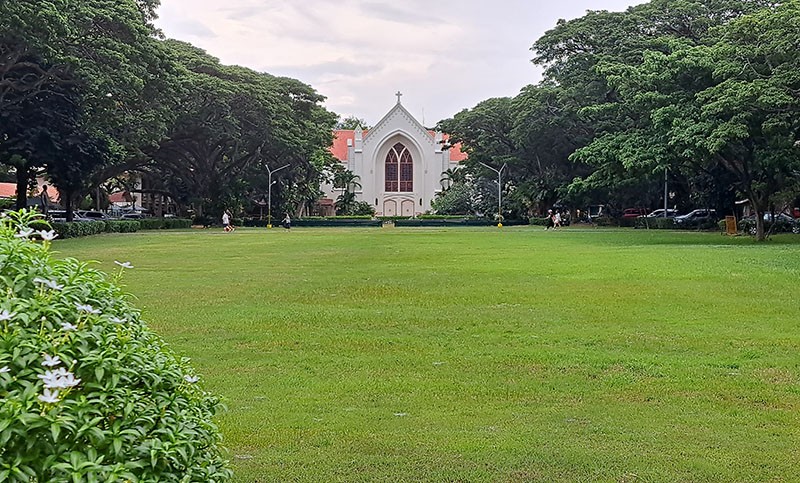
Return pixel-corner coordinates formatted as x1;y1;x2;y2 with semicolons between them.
530;217;549;226
635;218;720;230
634;217;677;229
139;218;192;230
292;219;383;227
47;218;192;239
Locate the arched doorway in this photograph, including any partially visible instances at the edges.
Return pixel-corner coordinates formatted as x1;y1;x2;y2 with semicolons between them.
383;199;397;216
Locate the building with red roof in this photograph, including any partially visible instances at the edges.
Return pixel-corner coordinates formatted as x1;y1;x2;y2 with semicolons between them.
324;95;467;216
0;181;60;208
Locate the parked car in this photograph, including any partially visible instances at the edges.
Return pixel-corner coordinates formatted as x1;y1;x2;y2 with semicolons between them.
739;212;800;235
47;210;93;222
622;208;648;219
674;209;718;226
48;210;68;222
77;210;110;221
645;208;679;218
587;205;608;220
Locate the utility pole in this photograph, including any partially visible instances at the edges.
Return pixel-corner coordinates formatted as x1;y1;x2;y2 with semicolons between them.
266;163;290;228
479;162;507;227
664;167;668;217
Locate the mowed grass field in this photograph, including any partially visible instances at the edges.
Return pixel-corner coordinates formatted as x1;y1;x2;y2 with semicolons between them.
56;227;800;482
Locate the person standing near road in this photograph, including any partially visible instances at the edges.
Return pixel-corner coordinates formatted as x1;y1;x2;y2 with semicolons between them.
544;209;554;230
222;210;232;232
227;210;236;232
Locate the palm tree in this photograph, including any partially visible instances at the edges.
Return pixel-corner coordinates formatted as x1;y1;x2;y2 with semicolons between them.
333;170;361;193
333;170;361;215
335;191;357;215
440;167;465;190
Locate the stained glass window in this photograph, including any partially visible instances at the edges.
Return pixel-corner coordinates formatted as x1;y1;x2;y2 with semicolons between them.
385;143;412;192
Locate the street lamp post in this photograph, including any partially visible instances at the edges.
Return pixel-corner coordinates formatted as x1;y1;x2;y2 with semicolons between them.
664;167;668;217
479;162;507;227
266;163;290;228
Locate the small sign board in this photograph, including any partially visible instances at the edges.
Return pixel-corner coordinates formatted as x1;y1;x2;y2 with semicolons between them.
725;216;737;235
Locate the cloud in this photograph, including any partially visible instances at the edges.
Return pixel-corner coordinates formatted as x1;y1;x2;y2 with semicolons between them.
358;2;439;26
269;59;384;81
157;13;216;39
155;0;644;124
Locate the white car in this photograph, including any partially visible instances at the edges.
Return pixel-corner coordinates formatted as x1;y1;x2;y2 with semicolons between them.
645;209;678;218
77;210;110;221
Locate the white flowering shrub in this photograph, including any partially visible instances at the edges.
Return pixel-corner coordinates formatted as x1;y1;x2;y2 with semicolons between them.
0;210;232;482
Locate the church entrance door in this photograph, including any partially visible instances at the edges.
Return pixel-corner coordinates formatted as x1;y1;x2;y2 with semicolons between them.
383;200;397;216
401;200;414;217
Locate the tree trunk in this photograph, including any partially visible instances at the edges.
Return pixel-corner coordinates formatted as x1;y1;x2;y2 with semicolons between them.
15;165;29;210
750;199;766;242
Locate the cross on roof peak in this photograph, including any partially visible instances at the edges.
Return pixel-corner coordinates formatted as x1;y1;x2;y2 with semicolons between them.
395;91;403;104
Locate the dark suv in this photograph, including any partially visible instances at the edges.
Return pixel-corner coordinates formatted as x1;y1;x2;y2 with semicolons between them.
674;209;718;227
739;213;800;235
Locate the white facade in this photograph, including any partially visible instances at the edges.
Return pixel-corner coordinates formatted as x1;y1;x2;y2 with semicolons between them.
324;98;464;216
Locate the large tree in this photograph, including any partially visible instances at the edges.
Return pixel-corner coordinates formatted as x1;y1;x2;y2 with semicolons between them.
0;0;175;207
146;41;335;218
437;98;526;217
530;0;778;215
567;1;798;239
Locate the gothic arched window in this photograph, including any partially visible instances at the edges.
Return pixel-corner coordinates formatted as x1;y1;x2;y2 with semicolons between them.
385;143;412;192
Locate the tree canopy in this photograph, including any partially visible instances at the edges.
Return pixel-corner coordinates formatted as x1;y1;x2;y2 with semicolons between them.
0;0;336;220
436;0;799;239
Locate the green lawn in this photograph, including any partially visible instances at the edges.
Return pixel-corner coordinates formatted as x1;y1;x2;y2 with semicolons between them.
56;227;800;482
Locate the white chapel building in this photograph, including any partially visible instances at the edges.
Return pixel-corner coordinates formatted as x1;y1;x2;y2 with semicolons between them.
322;95;467;216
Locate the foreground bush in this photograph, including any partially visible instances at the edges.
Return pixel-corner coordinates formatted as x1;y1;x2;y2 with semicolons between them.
0;210;232;482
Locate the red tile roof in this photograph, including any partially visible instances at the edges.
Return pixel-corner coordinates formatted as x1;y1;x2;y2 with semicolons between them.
331;130;358;161
330;130;467;163
441;133;468;162
108;191;132;203
0;182;60;202
0;183;15;199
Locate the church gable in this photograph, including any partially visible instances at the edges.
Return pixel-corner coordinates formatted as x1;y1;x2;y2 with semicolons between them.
330;96;467;164
363;99;434;150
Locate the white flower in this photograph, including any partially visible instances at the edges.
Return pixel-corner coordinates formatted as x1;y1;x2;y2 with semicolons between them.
61;322;78;331
109;316;126;324
38;368;80;389
56;372;81;389
38;388;60;403
0;309;15;322
184;375;199;384
52;367;70;377
38;369;61;388
75;303;100;315
0;366;10;374
42;354;62;367
114;261;134;269
34;277;64;291
38;229;58;241
14;227;35;239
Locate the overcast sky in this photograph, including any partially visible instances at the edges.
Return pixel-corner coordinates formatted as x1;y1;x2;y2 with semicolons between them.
155;0;644;126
